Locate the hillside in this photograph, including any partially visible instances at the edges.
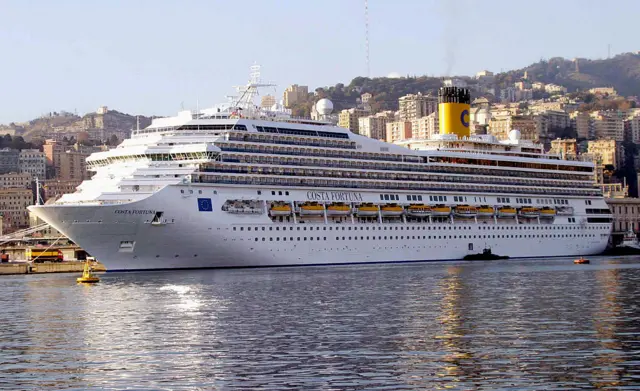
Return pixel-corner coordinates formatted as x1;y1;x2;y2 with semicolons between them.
289;52;640;117
495;52;640;95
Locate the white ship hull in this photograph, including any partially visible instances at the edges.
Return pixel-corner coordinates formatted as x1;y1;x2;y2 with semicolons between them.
30;185;611;271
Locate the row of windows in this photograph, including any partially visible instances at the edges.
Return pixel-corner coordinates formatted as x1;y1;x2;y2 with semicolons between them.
197;174;600;197
233;224;606;232
381;194;399;201
256;126;350;139
252;233;599;242
586;208;612;215
205;162;593;191
217;148;591;183
406;195;423;201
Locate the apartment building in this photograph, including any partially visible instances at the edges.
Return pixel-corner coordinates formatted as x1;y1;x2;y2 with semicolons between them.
338;108;369;133
0;148;19;174
489;114;537;141
357;111;395;140
410;112;439;140
18;149;46;179
0;188;33;230
398;93;437;121
550;138;578;156
592;112;624;141
0;173;31;189
571;111;593;139
386;121;412;143
588;139;625;168
283;85;308;108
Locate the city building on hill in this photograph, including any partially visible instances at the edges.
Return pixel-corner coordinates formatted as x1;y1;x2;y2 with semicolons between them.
588;139;624;169
625;114;640;143
260;95;276;109
537;110;571;139
358;111;395;140
570;111;593;139
338;108;369;134
283;84;308;108
544;84;567;95
589;87;617;96
0;149;19;174
489;114;537;141
591;112;624;141
386;121;412;143
18;149;46;179
499;87;517;103
515;89;533;101
0;188;33;231
43;179;82;201
550;138;578;156
410;112;439;139
443;78;468;88
398;93;437;121
43;139;93;180
532;82;545;90
0;173;31;189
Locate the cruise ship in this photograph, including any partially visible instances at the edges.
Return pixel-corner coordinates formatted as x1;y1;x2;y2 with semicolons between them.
29;67;612;271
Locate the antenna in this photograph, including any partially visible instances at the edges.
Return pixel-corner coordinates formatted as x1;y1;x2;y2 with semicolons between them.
608;44;611;59
364;0;370;78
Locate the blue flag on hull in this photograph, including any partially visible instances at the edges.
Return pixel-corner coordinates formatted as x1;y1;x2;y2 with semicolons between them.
198;198;213;212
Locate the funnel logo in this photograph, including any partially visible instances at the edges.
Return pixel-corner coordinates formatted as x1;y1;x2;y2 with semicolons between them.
460;109;470;127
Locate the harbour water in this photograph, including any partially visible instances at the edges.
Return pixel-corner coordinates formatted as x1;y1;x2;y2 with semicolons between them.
1;257;639;390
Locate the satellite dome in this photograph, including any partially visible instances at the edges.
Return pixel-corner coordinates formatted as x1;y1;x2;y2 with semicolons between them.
316;98;334;115
508;129;522;141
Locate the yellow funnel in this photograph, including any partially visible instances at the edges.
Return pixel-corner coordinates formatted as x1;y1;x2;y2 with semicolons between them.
438;87;470;138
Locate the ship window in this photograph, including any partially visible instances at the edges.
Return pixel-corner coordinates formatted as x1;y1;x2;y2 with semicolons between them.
285;191;289;196
271;191;275;195
418;195;422;201
384;195;390;200
257;190;262;195
407;195;411;201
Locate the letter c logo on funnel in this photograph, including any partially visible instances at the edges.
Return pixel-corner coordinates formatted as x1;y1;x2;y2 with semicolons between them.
460;109;470;127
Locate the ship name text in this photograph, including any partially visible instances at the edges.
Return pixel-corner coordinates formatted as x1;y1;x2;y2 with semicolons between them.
114;209;156;215
306;191;363;202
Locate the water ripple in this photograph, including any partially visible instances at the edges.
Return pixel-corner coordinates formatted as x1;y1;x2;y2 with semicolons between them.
0;257;639;390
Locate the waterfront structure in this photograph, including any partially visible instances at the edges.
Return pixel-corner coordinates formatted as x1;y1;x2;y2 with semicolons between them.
606;197;640;233
29;71;612;271
18;149;46;179
283;84;308;108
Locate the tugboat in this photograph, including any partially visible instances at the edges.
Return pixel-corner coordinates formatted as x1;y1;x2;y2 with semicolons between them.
463;248;509;261
77;258;100;283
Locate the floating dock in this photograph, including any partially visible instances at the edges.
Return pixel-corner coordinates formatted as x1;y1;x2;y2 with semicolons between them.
0;261;106;275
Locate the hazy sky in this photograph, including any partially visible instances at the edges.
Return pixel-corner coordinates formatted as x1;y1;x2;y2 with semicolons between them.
1;0;638;124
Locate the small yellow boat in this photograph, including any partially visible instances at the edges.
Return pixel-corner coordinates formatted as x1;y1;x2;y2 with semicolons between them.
432;204;452;217
454;205;477;218
327;203;351;216
299;202;324;216
540;207;556;218
357;203;378;217
497;206;517;218
77;259;100;284
477;205;495;217
381;204;404;217
518;207;540;218
406;204;431;217
269;203;292;216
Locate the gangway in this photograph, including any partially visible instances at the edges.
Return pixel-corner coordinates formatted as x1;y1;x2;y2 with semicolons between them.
0;224;52;245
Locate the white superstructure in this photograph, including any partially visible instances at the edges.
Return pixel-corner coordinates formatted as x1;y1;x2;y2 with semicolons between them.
29;68;612;271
